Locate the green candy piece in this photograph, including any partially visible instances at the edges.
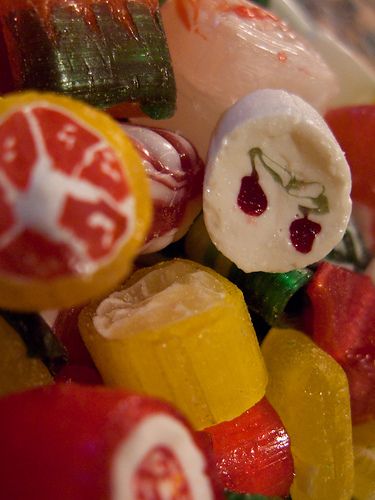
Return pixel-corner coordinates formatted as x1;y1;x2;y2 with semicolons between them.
2;1;176;119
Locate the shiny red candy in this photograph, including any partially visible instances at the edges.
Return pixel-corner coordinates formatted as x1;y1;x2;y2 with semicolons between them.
204;397;294;496
325;105;375;250
0;384;223;500
306;261;375;423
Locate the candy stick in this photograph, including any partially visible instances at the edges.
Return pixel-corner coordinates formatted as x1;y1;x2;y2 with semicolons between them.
185;213;313;326
306;261;375;424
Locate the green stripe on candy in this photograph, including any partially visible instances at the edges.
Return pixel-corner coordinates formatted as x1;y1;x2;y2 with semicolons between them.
3;1;175;119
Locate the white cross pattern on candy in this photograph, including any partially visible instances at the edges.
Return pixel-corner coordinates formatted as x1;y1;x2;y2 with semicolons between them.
0;103;134;279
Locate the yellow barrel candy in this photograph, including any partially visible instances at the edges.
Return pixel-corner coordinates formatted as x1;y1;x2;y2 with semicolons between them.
261;327;354;500
79;258;267;429
0;316;53;396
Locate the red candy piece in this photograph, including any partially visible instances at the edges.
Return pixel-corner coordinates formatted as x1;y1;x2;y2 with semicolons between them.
306;261;375;423
0;384;223;500
325;105;375;250
204;397;294;497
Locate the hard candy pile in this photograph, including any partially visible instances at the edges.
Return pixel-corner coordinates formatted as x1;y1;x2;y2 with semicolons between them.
0;1;374;499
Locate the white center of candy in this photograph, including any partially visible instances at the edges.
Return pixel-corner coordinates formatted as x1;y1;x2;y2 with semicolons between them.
93;261;225;338
111;413;214;500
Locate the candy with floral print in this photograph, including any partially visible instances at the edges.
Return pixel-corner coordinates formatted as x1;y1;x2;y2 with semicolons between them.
121;123;204;254
0;92;151;311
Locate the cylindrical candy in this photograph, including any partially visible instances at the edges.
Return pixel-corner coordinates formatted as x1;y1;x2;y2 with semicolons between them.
204;397;294;497
120;123;204;254
306;261;375;424
204;89;352;273
0;383;222;499
0;0;176;119
0;92;151;311
136;0;339;158
262;327;354;500
79;258;268;430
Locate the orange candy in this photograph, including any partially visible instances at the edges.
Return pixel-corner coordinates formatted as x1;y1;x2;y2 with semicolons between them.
0;92;151;310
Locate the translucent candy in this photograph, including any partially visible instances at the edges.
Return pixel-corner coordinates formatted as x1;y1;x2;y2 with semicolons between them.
261;327;354;500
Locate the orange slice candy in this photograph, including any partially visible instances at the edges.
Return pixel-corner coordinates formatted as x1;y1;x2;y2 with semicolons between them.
0;92;151;311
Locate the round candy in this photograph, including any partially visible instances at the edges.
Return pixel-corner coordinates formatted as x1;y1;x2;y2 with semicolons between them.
0;92;151;311
204;89;352;273
0;384;222;499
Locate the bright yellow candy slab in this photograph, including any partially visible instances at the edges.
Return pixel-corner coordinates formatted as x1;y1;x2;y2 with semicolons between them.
261;327;354;500
79;258;268;429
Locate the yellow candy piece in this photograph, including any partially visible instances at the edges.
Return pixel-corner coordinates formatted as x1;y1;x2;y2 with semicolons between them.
79;258;267;429
352;420;375;500
0;92;151;311
261;327;354;500
0;317;53;396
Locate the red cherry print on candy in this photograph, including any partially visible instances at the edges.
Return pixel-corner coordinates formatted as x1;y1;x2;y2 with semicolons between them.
289;216;322;254
237;168;268;216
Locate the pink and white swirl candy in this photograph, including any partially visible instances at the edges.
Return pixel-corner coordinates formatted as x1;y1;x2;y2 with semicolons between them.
121;124;205;253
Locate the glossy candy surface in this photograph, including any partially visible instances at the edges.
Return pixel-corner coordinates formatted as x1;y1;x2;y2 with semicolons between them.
0;92;151;310
204;397;294;497
262;327;354;500
325;105;375;252
121;124;204;254
306;261;375;424
138;0;339;157
0;383;223;500
79;258;268;430
0;0;176;119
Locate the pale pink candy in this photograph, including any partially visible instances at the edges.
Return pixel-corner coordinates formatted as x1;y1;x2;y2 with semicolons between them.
136;0;339;159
